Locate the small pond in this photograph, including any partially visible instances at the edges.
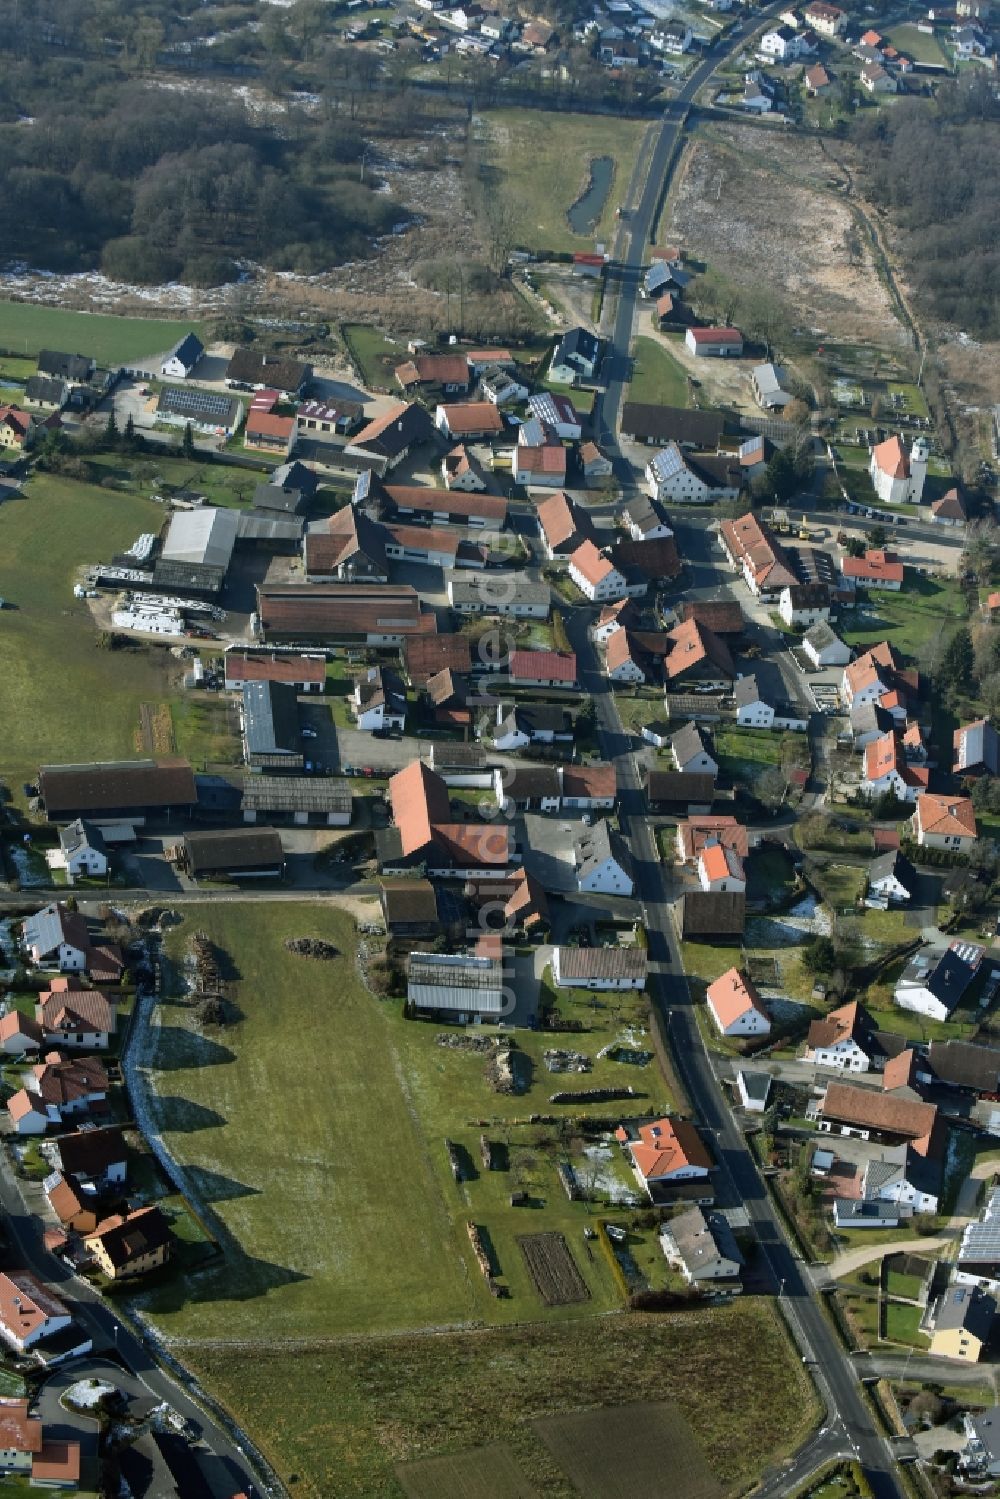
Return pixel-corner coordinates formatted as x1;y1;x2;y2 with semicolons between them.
567;155;614;235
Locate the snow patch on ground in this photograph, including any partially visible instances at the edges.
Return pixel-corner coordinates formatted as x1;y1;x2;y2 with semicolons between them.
746;894;832;948
8;847;48;887
64;1379;115;1410
580;1144;644;1206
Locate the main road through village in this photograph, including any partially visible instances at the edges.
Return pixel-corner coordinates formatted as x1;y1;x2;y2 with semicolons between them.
575;22;911;1491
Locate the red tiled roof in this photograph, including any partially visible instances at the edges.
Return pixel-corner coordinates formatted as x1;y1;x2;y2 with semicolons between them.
677;815;749;861
688;327;742;344
225;651;326;686
707;967;766;1028
245;411;294;441
842;550;904;584
389;761;451;855
915;792;977;839
438;402;504;435
665;617;734;681
570;538;616;587
629;1117;712;1181
516;443;566;476
509;649;577;683
562;762;616;800
871;435;909;480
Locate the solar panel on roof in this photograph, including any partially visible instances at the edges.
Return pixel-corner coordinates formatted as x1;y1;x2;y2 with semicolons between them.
159;387;235;419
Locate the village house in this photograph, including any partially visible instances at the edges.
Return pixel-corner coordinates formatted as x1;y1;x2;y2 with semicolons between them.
0;1012;44;1057
481;366;530;406
719;512;798;599
750;363;794;409
867;848;917;906
6;1053;109;1135
568;540;632;603
619;1117;713;1198
664;617;735;688
779;582;832;628
549;327;602;384
927;1286;996;1362
660;1206;743;1291
395;352;471;396
806;1000;879;1072
620;402;725;450
508;649;577;689
225;349;311;397
527;392;582;441
670;722;718;776
605;628;671;683
441;445;489;493
36;977;117;1050
814;1081;940;1154
861;730;928;803
707;967;770;1037
685;327;744;358
345;403;436;474
84;1206;173;1281
0;1271;74;1355
513;442;567;490
734;674;776;729
803;622;851;669
841;549;904;590
861;61;897;92
912;792;978;851
352;665;408;733
160;332;205;379
675;815;750;867
448;573;551;618
552;945;648;991
224;650;326;694
955;719;1000;778
623;494;674;542
537;492;594;559
434;402;505;441
494;703;574;752
802;0;845;33
382;760;510;878
895;942;984;1023
698;838;746;894
574;821;634;896
295;398;363;439
930;488;967;527
48;819;108;881
646;443;741;505
22;904;89;973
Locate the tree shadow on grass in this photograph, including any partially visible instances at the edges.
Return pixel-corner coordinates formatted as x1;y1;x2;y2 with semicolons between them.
153;1028;237;1072
141;1246;309;1314
181;1166;260;1205
150;1096;227;1133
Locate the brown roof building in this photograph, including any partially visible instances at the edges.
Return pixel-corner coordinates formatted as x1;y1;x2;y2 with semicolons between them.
256;584;435;643
679;599;745;635
38;758;196;820
665;618;735;683
84;1206;173;1280
680;891;746;939
818;1081;940;1154
403;633;473;686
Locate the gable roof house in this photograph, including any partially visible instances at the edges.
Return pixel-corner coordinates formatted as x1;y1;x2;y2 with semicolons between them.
225;348;311;397
512;441;568;490
345;403;436;474
304;506;390;582
646;443;742;506
50;819;108;882
661;1206;744;1289
706;967;770;1037
867;848;917;906
568;539;631;604
895;941;984;1023
7;1053;109;1134
37;757;197;824
504;867;550;935
806;1000;879;1072
0;1270;73;1354
352;665;408;732
623;494;674;542
955;719;1000;779
698;838;746;894
679;890;747;940
395;352;471;395
508;649;577;689
434;402;505;441
620;403;726;450
84;1206;173;1281
160;332;205;379
621;1117;713;1198
605;628;672;684
912;792;978;851
549;327;601;384
664;617;735;687
22;904;90;973
670;722;718;776
861;730;928;803
0;1012;44;1057
841;549;904;590
256;582;435;646
182;827;285;881
552;945;648;991
928;1285;996;1362
719;512;797;599
779;581;832;629
645;769;717;812
36;977;117;1049
240;679;303;771
574;821;634;897
733;673;776;730
493;702;574;752
536;491;594;560
441;444;488;493
931;488;967;527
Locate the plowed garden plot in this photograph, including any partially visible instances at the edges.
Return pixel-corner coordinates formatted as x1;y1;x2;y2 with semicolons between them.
396;1444;538;1499
517;1232;589;1306
534;1401;723;1499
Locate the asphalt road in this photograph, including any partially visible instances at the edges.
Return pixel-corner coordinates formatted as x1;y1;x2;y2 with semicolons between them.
565;604;908;1499
0;1148;267;1498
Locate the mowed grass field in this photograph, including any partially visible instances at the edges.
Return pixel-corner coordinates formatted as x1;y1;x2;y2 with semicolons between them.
628;336;690;407
186;1303;818;1499
481;110;647;253
0;476;183;790
143;903;675;1339
0;301;205;365
841;577;966;661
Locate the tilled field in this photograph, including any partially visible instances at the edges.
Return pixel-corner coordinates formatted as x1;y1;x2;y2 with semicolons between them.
517;1232;590;1306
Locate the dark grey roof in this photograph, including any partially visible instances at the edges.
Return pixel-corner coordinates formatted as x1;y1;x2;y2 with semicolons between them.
851;701;894;735
58;819;107;858
737;1069;772;1106
37;350;94;382
156;385;243;428
663;1206;743;1278
646;769;716;804
241;776;351;814
900;944;982;1012
502;765;562;800
967;1408;1000;1466
623;494;671;536
253;483;307;515
786;582;831;608
353;403;434;460
574;820;633;881
448;573;551;609
804;621;841;652
184;826;284;876
834;1199;901;1223
934;1285;996;1340
671;721;710;765
380;878;440;927
241;680;301;756
501;703;572;737
271;460;319;496
23;902;89;957
554;326;601;369
686;453;743;491
24;376;68;406
680;891;746;937
868;848;916;890
165;332;205;369
151;558;225;595
236;512;304;543
620;402;725;447
225;347;311;393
